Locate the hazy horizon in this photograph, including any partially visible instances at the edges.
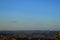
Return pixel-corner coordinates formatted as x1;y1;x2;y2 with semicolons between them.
0;0;60;30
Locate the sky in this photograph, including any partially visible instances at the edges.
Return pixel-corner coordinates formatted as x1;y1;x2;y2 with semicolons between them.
0;0;60;30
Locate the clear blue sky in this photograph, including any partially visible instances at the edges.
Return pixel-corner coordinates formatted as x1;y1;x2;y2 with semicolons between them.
0;0;60;30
